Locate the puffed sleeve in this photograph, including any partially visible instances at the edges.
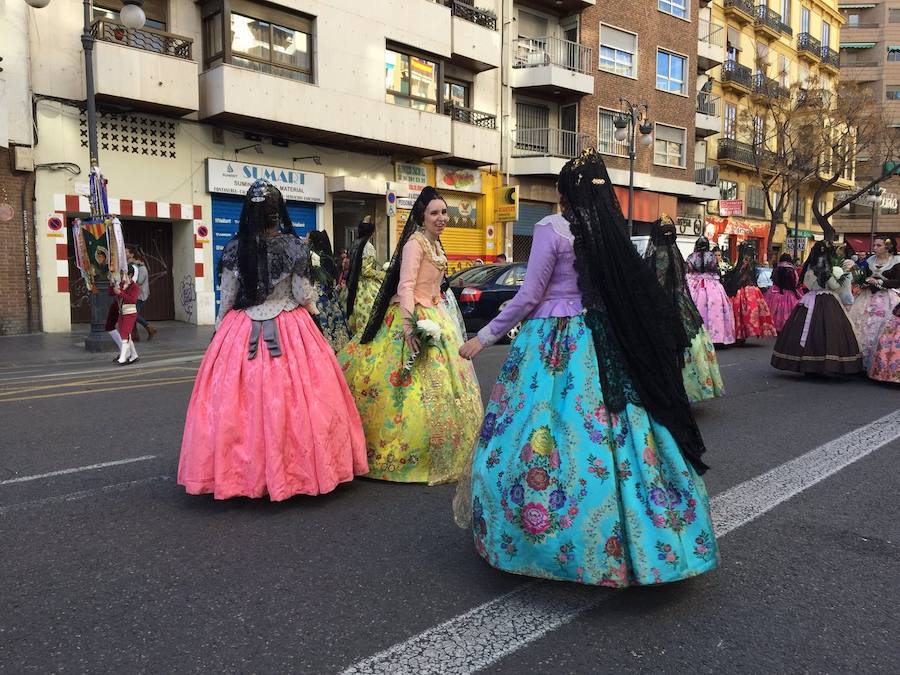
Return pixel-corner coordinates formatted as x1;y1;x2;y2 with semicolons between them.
291;249;319;313
398;237;424;322
477;223;558;347
216;268;238;330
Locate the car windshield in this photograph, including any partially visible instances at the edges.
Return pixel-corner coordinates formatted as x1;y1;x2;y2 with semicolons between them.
450;265;502;287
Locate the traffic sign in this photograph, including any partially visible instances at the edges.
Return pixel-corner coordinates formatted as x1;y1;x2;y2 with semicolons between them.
386;190;397;217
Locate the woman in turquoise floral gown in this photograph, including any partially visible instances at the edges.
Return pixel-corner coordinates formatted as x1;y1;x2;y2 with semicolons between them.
455;150;719;587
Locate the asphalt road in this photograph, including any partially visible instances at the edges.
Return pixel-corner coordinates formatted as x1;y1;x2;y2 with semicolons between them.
1;338;898;674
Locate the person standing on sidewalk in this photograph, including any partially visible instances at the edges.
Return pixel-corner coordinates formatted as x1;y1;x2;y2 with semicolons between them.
126;245;157;340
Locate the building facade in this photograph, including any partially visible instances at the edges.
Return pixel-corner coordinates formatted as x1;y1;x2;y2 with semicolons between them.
577;0;719;256
834;0;900;252
704;0;847;261
15;0;508;333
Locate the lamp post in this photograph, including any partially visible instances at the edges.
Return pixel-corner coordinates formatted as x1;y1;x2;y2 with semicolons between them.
25;0;146;351
613;98;653;238
792;190;800;263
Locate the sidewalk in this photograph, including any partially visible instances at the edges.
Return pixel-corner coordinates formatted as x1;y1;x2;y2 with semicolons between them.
0;321;214;370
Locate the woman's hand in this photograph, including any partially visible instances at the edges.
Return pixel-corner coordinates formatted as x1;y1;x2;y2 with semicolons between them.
404;330;420;354
459;336;484;360
842;260;855;272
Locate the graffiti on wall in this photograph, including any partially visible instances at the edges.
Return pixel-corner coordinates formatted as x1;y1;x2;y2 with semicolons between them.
179;275;196;322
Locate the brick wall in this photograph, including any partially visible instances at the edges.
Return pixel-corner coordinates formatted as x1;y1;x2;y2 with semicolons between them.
579;1;699;182
0;147;40;335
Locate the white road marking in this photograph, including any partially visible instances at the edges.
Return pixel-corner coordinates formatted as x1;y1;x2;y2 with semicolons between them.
0;456;158;485
342;408;900;675
0;354;202;383
0;476;171;515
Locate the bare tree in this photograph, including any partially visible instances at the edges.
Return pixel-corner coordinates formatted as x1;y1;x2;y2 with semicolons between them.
808;81;900;238
735;70;898;257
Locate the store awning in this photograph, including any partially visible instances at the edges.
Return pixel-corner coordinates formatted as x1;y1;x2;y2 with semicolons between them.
840;42;875;49
838;3;876;8
888;45;900;52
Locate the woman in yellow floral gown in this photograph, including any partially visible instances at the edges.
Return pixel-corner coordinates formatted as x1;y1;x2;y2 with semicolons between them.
344;217;385;335
337;187;482;484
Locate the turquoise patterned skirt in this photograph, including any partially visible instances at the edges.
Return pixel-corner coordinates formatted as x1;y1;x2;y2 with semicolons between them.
469;315;719;586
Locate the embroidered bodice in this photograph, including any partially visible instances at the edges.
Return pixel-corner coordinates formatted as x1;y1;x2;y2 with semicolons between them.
391;231;448;317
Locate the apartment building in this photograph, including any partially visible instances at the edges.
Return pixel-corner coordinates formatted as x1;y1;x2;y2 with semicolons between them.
704;0;847;261
574;0;720;255
15;0;505;333
833;1;900;252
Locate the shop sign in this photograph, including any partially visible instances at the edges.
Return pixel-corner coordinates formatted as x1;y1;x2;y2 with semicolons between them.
493;186;519;222
785;236;807;251
719;199;744;217
445;193;477;228
395;163;428;198
397;197;417;210
206;158;325;203
436;165;482;194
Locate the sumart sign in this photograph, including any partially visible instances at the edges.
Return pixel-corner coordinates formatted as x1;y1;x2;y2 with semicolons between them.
206;158;325;203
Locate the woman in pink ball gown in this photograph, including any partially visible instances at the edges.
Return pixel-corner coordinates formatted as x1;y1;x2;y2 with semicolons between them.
685;236;736;345
764;253;804;333
178;180;367;500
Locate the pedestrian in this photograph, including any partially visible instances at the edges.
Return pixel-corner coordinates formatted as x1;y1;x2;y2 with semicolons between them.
495;253;507;263
344;217;385;335
723;241;777;342
178;179;368;500
112;264;140;365
771;241;863;375
847;237;900;370
125;244;156;341
307;229;351;352
644;215;724;403
764;253;804;334
686;237;736;345
337;186;483;485
454;149;718;587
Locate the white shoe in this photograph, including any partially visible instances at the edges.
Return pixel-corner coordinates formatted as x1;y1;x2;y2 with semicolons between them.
128;340;139;363
117;341;131;365
108;329;123;349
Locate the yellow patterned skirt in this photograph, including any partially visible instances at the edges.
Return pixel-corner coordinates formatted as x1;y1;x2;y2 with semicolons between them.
337;303;483;484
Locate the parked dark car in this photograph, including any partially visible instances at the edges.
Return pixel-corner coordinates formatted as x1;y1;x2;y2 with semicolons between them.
448;263;527;341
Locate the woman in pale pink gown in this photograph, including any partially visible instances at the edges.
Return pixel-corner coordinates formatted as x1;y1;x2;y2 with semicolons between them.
686;237;736;345
178;180;367;500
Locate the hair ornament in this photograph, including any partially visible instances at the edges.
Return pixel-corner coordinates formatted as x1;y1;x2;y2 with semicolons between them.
248;178;272;203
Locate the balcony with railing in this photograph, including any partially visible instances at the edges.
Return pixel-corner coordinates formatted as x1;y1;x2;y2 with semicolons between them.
439;0;496;29
695;162;720;187
443;0;501;71
753;5;782;40
821;46;841;72
511;37;594;95
752;73;788;100
89;18;198;115
797;33;821;62
696;93;721;137
717;138;757;169
510;127;590;175
698;20;725;72
724;0;755;24
445;104;501;165
721;60;753;95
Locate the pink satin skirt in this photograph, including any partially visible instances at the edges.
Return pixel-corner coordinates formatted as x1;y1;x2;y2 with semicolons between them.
178;308;368;501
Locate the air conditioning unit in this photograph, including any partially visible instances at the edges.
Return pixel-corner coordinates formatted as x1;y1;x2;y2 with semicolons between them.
13;145;34;172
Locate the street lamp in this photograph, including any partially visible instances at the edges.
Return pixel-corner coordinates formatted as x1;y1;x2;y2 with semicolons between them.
613;98;653;238
25;0;146;351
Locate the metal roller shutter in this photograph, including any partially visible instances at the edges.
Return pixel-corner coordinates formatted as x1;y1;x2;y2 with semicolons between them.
513;200;554;236
211;194;317;309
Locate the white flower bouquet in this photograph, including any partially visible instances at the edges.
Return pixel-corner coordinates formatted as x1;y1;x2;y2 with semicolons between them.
402;318;443;374
310;251;321;268
826;261;850;292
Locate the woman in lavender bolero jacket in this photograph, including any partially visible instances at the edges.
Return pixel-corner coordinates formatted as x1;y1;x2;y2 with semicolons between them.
454;150;718;587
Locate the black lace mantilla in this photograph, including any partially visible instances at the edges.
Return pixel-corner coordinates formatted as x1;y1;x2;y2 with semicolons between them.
221;234;309;307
